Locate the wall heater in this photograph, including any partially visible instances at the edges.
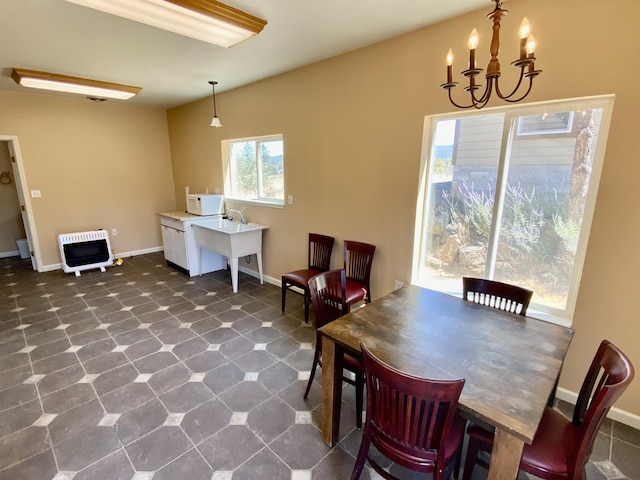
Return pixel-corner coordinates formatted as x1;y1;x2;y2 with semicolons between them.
58;230;113;276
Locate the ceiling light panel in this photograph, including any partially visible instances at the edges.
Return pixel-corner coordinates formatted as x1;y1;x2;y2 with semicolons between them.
11;68;141;100
64;0;267;48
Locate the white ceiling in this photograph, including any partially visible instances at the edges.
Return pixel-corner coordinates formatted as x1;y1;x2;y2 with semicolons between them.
0;0;489;109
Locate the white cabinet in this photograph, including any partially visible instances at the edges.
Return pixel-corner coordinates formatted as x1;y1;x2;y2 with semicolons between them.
160;223;188;270
159;213;226;276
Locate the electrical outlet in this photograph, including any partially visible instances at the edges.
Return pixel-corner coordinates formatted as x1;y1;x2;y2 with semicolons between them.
30;190;42;198
112;229;118;236
288;195;293;205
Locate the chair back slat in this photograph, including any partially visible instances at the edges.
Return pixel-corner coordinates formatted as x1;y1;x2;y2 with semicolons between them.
361;343;464;474
462;277;533;316
309;233;334;271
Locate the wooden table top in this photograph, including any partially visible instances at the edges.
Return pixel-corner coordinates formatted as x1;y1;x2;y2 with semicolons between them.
319;285;574;443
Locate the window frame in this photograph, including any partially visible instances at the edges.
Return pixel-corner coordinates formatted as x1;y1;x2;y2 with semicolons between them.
412;95;615;326
517;111;575;136
221;133;285;207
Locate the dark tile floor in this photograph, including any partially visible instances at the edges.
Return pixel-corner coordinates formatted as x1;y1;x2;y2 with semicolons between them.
0;253;638;480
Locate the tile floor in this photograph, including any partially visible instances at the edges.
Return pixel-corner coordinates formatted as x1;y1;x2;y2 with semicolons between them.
0;253;638;480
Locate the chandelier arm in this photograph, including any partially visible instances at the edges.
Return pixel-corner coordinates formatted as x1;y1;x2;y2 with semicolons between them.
494;68;526;100
495;76;534;103
446;84;492;110
471;77;493;107
446;88;478;109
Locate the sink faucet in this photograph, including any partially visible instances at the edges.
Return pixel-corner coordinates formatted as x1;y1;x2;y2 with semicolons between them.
226;209;247;224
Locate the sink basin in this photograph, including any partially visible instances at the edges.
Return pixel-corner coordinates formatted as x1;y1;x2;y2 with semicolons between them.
191;220;269;293
197;218;266;233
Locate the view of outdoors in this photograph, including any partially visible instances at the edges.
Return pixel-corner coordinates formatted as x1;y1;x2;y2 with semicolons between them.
228;138;284;202
417;102;609;315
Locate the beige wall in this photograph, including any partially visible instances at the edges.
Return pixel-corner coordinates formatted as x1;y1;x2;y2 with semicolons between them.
0;91;176;267
167;0;640;417
0;142;25;254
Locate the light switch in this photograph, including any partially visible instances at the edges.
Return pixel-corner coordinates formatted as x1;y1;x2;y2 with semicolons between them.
288;195;293;205
31;190;42;198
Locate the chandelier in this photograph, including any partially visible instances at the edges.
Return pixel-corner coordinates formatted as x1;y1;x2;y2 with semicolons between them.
441;0;541;109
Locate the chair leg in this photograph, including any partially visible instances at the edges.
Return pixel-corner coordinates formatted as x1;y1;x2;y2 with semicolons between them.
461;434;482;480
303;289;310;323
303;346;321;399
355;372;364;429
453;439;463;480
547;375;559;407
349;429;372;480
281;281;287;312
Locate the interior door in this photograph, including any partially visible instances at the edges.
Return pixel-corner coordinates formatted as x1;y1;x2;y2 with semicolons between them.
5;138;38;270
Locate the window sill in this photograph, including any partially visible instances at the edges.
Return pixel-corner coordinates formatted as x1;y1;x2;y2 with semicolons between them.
225;198;284;209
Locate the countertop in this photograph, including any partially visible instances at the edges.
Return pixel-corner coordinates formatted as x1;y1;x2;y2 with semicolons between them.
158;211;223;221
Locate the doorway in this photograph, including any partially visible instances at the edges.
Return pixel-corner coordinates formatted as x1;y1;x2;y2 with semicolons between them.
0;136;39;270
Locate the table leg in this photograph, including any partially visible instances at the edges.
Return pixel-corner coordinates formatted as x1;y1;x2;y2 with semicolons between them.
321;336;342;446
487;428;524;480
229;257;239;293
257;252;264;284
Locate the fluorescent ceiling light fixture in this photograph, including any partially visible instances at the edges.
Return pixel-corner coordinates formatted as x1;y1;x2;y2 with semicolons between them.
11;68;141;100
64;0;267;48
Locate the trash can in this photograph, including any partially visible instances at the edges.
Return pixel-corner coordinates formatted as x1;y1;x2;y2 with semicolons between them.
16;239;29;259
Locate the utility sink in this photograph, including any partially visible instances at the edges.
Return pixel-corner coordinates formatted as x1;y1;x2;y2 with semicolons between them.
197;218;265;234
191;219;268;292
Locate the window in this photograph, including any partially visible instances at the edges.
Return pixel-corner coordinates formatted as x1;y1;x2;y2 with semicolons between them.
222;134;284;206
413;96;614;323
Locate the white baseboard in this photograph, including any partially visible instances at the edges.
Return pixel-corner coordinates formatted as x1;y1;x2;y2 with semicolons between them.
556;387;640;429
0;250;20;259
113;246;164;258
237;264;281;287
237;264;307;294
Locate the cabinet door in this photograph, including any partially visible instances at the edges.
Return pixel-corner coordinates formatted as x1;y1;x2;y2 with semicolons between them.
161;225;176;263
172;228;188;269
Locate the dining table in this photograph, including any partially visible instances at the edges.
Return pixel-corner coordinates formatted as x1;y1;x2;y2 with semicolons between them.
319;284;574;480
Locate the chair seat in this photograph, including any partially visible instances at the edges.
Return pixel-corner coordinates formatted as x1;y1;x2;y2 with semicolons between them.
467;407;577;477
444;414;467;462
343;352;363;373
282;268;323;287
522;407;578;477
345;279;368;304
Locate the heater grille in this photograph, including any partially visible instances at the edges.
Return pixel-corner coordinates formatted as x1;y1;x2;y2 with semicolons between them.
58;230;113;276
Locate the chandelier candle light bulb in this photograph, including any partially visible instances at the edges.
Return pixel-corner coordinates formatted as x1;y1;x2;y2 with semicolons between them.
519;17;530;59
468;28;479;69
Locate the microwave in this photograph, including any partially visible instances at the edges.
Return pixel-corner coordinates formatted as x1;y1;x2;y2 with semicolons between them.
186;194;224;216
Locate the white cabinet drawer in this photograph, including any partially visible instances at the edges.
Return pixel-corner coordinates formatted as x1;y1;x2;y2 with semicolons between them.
160;216;184;231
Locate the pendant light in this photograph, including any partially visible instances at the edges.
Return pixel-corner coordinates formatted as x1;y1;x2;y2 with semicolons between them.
209;80;222;127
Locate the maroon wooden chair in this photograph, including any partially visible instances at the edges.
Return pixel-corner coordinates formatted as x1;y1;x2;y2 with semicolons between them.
344;240;376;308
350;342;466;480
281;233;335;323
462;339;635;480
303;269;364;428
462;277;533;316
